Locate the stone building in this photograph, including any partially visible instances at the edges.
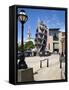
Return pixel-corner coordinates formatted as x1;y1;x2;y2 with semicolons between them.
47;28;65;54
47;28;60;53
60;32;65;55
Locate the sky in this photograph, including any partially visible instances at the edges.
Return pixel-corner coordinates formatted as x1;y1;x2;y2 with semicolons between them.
17;8;65;43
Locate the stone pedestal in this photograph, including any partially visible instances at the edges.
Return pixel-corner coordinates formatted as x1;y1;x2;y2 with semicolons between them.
18;68;34;82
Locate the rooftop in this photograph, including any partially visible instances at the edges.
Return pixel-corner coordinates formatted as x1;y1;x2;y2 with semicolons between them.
49;28;60;31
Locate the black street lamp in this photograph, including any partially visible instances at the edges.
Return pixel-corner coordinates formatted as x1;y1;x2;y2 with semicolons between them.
18;10;28;69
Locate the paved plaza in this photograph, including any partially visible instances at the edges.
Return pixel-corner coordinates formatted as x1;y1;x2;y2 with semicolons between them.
25;54;65;81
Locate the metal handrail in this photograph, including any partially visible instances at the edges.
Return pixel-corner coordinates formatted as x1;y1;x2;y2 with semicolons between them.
40;58;49;68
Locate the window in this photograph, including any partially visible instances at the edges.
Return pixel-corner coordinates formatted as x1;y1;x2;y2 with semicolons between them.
53;33;59;41
53;43;59;49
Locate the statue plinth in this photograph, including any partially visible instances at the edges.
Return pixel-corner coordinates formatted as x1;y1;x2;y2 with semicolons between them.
18;68;34;82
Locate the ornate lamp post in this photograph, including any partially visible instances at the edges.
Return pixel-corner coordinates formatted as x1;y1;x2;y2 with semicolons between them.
18;10;28;69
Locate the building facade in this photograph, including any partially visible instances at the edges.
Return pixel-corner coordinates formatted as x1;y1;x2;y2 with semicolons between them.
47;28;60;53
60;32;65;55
47;28;65;54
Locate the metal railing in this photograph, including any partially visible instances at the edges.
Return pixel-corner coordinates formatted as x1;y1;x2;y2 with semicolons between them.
40;58;49;68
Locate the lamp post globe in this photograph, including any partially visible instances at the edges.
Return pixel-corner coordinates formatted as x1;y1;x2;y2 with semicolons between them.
18;10;28;23
18;10;28;69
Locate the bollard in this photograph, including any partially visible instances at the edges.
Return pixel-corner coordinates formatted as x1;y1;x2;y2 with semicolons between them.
40;61;42;68
60;60;62;69
60;56;62;69
47;59;49;67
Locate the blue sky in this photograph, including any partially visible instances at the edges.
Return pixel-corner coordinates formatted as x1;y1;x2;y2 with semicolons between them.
17;8;65;43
